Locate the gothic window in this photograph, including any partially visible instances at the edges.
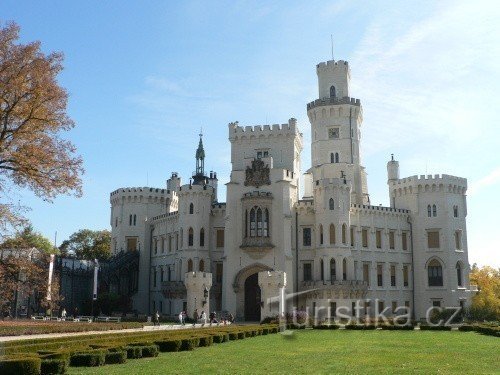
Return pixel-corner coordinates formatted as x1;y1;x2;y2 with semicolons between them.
133;214;137;226
129;214;132;226
342;224;347;245
115;217;118;227
264;209;269;237
330;85;336;98
330;259;336;281
320;259;324;281
432;204;437;217
303;263;312;281
343;258;347;280
187;259;193;272
329;224;335;244
329;198;335;210
456;262;463;287
199;259;205;272
330;153;335;163
200;228;205;247
250;208;256;237
427;205;432;217
335;153;339;163
455;231;462;250
319;224;324;245
257;208;262;236
428;259;443;287
189;203;194;214
303;228;312;246
453;205;459;218
188;227;194;247
247;206;270;238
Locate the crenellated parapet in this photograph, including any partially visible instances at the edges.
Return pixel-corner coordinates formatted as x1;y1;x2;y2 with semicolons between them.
178;183;215;197
228;118;301;141
390;174;467;196
350;203;409;217
313;177;352;193
110;187;166;205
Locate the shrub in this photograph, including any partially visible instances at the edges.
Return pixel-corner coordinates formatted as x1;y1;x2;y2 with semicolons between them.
228;332;239;340
262;328;269;335
381;325;414;330
69;351;105;367
39;351;70;361
124;346;142;359
198;336;213;347
0;357;41;375
270;327;279;334
237;331;245;339
155;339;182;352
419;325;452;331
212;334;224;343
41;358;67;374
474;325;500;337
244;331;253;338
180;338;198;351
105;350;127;364
140;345;159;358
458;324;475;332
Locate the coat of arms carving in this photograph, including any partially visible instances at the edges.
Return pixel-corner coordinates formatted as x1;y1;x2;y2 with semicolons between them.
245;159;271;187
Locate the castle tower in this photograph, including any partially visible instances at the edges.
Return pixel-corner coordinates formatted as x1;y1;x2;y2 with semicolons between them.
307;60;368;205
387;154;400;208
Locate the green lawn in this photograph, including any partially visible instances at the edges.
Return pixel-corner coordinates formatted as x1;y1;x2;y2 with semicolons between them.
68;330;499;374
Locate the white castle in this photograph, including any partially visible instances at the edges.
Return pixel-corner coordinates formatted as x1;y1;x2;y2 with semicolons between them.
109;58;475;321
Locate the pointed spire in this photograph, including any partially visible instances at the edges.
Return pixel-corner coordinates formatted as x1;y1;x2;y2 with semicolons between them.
194;130;205;181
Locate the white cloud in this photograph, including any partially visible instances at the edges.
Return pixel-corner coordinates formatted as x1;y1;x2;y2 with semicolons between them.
468;167;500;196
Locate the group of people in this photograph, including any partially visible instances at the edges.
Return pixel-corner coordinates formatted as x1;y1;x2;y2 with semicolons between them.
177;310;234;327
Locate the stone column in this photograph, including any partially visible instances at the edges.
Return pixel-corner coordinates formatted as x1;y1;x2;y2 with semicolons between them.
258;271;287;320
184;272;212;319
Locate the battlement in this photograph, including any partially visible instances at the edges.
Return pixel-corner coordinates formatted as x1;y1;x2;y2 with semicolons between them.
228;118;300;140
316;59;349;71
150;211;179;223
178;183;215;194
390;174;467;194
350;203;409;215
110;186;166;205
242;191;273;200
314;177;351;190
307;96;360;110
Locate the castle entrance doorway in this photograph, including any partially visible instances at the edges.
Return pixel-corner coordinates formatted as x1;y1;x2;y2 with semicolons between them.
244;273;261;321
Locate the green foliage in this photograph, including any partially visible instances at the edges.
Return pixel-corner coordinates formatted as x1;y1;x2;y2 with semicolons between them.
228;332;239;340
123;346;142;359
198;336;213;347
0;225;55;254
468;265;500;321
40;358;67;374
155;339;182;352
140;345;159;358
104;351;127;365
59;229;111;260
69;351;105;367
0;357;41;375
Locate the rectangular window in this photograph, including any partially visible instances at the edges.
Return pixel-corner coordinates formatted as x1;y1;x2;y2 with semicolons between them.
176;234;179;250
432;300;441;308
392;301;397;314
303;263;312;281
303;228;312;247
168;236;172;252
330;302;337;317
363;264;370;286
391;265;396;287
378;301;384;313
216;229;225;248
351;301;356;316
403;265;409;287
364;300;370;316
362;229;368;248
160;267;164;282
126;237;138;251
389;231;395;249
402;232;408;251
377;264;383;287
216;262;223;283
427;231;440;248
154;238;158;254
455;231;462;250
376;230;382;249
350;227;355;246
153;269;157;287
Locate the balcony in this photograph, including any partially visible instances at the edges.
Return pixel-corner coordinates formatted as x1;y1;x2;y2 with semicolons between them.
240;237;275;253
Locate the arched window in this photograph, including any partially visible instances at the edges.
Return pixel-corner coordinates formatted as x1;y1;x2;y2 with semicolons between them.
187;259;193;272
264;209;269;237
250;208;256;237
329;224;336;244
342;258;347;280
320;259;324;281
199;259;205;272
188;227;194;247
200;228;205;247
432;204;437;217
453;205;458;218
319;225;324;245
180;229;183;248
133;214;137;226
256;208;263;236
335;153;339;163
189;203;194;214
129;214;132;226
245;209;248;238
330;153;335;163
329;198;335;210
342;224;347;244
330;85;336;98
428;259;443;286
427;205;432;217
330;259;336;281
456;262;463;287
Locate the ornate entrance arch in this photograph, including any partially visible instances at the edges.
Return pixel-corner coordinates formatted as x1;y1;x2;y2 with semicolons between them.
232;263;272;321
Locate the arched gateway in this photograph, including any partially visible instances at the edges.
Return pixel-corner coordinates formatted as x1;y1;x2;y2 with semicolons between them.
233;263;271;321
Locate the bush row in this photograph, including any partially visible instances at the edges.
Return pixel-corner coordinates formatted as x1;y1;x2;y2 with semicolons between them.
458;324;500;337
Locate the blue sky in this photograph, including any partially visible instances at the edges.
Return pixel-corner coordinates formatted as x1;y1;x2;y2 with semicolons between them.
3;0;499;267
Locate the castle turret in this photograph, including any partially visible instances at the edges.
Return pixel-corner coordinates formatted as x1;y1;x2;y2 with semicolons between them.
387;154;400;207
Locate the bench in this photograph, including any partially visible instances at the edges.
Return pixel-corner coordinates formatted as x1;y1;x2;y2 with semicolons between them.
96;316;121;323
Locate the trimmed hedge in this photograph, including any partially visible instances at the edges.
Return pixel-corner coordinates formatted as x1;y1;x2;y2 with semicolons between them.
105;350;127;364
345;324;377;330
180;338;199;351
228;332;239;340
0;357;41;375
262;328;269;335
419;325;452;331
124;346;142;359
313;325;340;330
198;336;213;347
140;345;159;358
70;351;106;367
380;325;415;330
41;358;67;374
155;339;182;352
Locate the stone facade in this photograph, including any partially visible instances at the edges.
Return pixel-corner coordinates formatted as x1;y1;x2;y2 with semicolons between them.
109;58;475;321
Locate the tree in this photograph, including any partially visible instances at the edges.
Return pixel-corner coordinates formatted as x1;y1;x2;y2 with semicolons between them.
467;264;500;321
0;21;83;235
0;226;57;317
59;229;111;260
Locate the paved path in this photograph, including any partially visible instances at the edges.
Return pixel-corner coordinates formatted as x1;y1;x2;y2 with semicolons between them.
0;323;233;343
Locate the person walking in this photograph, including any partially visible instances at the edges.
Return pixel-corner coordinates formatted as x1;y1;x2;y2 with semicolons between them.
193;309;199;327
154;310;160;326
200;310;206;327
178;311;183;325
61;308;67;320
